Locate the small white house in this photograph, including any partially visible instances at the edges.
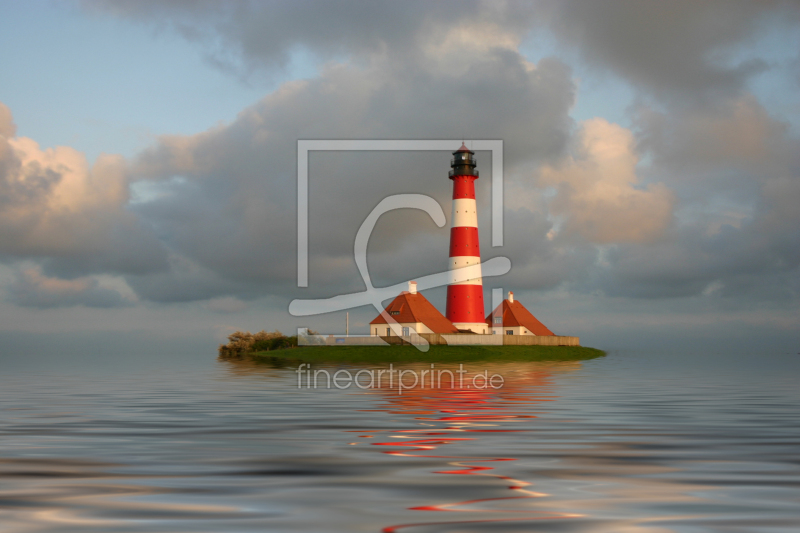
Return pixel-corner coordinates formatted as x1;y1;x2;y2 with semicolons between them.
486;291;555;336
370;281;459;336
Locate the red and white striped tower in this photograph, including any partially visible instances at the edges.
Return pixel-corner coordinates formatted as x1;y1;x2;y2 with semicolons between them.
446;143;488;334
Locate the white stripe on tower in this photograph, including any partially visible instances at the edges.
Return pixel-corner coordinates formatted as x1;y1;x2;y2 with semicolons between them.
449;256;482;285
450;196;482;284
451;198;478;228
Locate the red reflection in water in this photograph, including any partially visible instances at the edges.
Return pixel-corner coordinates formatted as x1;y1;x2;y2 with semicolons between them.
351;363;584;532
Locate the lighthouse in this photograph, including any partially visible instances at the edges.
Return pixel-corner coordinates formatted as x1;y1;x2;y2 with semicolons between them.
446;144;488;334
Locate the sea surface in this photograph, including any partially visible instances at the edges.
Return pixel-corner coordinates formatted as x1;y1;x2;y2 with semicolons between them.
0;348;798;532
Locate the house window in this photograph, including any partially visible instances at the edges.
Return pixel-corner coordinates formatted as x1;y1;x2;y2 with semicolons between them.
493;317;501;324
506;330;513;335
402;327;409;336
386;327;391;336
390;310;400;315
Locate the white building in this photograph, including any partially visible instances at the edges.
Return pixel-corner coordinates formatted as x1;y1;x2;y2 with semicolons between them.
486;292;555;336
369;281;459;336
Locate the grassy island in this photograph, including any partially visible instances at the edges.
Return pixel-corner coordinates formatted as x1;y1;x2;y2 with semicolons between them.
218;330;605;364
251;344;605;364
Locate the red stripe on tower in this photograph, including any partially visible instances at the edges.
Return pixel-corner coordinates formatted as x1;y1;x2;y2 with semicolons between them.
445;143;488;334
448;227;480;257
451;177;476;199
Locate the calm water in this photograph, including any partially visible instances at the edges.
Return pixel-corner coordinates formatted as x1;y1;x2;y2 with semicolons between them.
1;349;798;532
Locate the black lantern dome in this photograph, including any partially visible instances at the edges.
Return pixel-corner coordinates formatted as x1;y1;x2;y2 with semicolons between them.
449;143;478;177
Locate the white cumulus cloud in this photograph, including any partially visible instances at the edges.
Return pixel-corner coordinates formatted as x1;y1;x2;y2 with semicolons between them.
540;118;674;244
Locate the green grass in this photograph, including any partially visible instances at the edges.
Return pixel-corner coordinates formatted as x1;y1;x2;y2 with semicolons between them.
250;344;605;365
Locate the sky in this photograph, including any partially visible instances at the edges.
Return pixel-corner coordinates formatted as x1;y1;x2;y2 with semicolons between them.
1;0;799;357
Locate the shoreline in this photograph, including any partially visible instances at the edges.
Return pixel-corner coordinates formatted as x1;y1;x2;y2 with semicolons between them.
242;345;606;365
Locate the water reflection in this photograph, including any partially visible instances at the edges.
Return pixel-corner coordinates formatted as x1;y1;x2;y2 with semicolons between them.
344;362;585;531
0;353;798;531
215;356;800;532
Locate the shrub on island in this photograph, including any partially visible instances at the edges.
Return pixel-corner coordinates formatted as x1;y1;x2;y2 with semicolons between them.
218;330;300;358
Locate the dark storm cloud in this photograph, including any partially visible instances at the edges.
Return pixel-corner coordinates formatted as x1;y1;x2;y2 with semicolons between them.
544;0;800;103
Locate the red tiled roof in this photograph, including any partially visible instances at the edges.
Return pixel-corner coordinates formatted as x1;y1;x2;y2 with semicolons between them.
370;292;459;333
485;299;554;336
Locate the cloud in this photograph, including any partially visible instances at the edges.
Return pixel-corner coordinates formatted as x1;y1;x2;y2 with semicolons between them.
7;266;132;308
544;0;800;102
120;36;575;302
540;118;674;244
0;136;126;254
497;94;800;302
0;103;168;277
636;95;791;177
123;252;251;303
205;296;247;314
3;3;799;320
0;102;16;138
87;1;800;104
78;1;799;309
494;205;598;292
588;95;800;300
634;94;800;231
84;1;541;78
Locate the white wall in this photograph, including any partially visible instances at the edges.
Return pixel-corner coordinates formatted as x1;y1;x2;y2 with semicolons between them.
453;322;489;334
443;334;503;345
371;322;433;336
492;325;535;336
